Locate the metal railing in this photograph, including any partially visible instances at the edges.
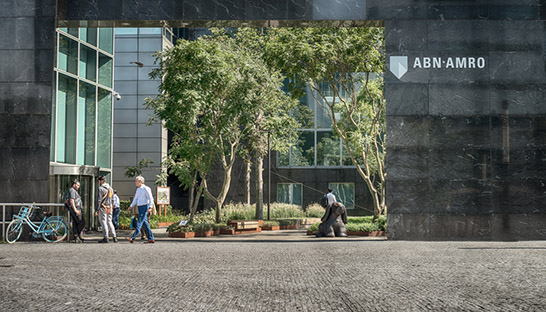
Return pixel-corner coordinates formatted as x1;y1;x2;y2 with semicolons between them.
1;203;66;240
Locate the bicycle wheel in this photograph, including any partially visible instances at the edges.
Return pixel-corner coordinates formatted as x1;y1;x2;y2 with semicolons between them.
6;219;23;244
42;219;68;243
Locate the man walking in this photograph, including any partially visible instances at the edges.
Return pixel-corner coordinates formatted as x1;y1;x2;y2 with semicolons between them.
127;176;155;244
95;176;117;243
66;180;85;243
112;190;121;230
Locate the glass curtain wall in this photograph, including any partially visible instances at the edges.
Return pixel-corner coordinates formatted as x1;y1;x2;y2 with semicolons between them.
278;84;352;168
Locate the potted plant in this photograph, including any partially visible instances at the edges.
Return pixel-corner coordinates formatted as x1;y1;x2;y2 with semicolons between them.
166;223;195;238
218;224;236;235
277;219;299;230
307;223;319;235
261;220;280;231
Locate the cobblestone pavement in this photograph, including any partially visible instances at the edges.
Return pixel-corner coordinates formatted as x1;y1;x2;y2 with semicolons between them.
1;230;545;311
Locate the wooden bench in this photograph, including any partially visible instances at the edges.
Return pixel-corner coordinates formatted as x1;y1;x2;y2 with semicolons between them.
227;220;260;230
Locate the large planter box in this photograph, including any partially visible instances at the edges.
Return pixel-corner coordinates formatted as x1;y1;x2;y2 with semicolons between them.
219;229;235;235
369;230;386;237
261;226;280;231
347;231;370;236
279;224;298;230
168;232;195;238
196;230;215;237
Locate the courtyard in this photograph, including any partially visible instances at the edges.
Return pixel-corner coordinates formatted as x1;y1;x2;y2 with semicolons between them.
0;230;544;311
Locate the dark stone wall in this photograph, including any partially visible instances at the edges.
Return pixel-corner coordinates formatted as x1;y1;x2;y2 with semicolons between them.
2;0;546;239
0;0;56;202
382;3;546;240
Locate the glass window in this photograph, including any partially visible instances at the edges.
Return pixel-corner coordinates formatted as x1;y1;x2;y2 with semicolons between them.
98;53;113;88
328;183;355;209
291;131;314;167
293;101;314;129
116;28;138;36
50;74;57;161
99;28;113;54
79;45;96;82
78;82;96;166
80;28;97;46
56;74;78;164
58;35;78;75
315;95;332;129
317;131;340;166
97;88;112;169
59;27;78;38
277;183;303;207
139;28;162;35
277;150;290;167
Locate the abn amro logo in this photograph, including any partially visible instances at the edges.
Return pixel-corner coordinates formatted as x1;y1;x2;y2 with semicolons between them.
389;56;408;79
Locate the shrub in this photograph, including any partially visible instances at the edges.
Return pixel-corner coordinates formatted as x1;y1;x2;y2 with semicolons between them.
304;203;324;218
193;223;214;232
269;203;305;219
222;202;255;221
347;216;374;223
308;223;320;232
276;219;299;226
376;215;387;231
262;220;280;227
167;223;194;233
120;200;131;210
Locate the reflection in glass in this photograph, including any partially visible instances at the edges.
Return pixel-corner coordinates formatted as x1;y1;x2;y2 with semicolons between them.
99;28;113;54
316;131;340;166
278;150;290;167
116;28;138;35
79;45;96;82
98;53;113;88
78;83;96;165
58;35;78;74
56;74;77;163
80;28;97;46
277;183;303;207
291;131;314;167
97;88;112;168
292;101;314;129
329;183;355;209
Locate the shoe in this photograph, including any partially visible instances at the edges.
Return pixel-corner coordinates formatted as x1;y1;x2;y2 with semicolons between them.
113;237;118;243
78;236;85;243
126;237;134;244
98;238;109;243
144;240;155;244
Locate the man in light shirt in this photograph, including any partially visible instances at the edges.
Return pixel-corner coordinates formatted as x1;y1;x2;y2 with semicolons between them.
127;176;155;244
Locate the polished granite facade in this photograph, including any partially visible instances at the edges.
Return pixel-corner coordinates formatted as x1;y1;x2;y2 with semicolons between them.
2;0;546;239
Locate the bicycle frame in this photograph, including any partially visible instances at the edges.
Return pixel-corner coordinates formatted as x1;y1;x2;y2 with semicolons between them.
13;206;63;235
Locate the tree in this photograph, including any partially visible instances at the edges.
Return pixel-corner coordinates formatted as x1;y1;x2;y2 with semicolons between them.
263;27;387;220
147;31;297;223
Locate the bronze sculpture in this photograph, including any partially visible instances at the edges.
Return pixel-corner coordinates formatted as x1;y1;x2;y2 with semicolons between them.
317;202;348;237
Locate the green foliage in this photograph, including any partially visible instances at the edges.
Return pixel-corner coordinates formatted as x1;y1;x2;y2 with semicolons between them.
167;223;194;233
193;223;215;232
276;219;299;226
124;158;153;178
220;202;305;221
120;200;131;210
262;220;280;227
304;203;325;218
269;204;305;219
308;223;320;232
347;216;375;224
346;222;379;232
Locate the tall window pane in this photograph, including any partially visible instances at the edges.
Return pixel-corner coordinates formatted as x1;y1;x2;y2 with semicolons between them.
328;183;355;209
50;74;57;161
97;88;112;168
56;74;77;164
291;131;314;167
58;35;78;74
317;131;340;166
277;183;303;207
79;45;96;82
78;82;96;166
80;28;97;46
99;28;113;54
98;53;113;88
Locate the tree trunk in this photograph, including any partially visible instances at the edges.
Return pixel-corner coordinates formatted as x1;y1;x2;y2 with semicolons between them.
189;179;204;223
255;152;264;220
245;159;251;205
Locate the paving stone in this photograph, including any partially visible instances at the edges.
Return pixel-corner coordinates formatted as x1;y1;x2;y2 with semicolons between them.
0;231;545;311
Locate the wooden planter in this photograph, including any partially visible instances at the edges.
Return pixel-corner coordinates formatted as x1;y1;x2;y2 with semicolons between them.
306;230;316;236
347;231;370;236
195;230;215;237
168;232;195;238
369;230;387;237
261;226;280;231
157;222;173;227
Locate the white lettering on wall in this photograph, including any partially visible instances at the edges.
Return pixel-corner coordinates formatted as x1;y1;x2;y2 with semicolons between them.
412;57;486;69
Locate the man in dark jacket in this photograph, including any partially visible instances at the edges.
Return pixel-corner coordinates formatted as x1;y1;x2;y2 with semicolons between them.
66;180;85;242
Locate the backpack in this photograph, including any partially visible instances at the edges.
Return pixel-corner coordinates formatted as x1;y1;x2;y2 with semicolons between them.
320;194;329;208
100;185;114;213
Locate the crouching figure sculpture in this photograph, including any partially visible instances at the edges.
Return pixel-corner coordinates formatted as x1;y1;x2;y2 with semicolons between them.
317;202;348;237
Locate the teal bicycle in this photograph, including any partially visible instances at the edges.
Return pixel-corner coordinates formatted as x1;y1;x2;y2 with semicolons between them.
5;203;68;244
